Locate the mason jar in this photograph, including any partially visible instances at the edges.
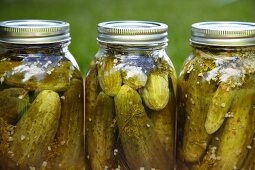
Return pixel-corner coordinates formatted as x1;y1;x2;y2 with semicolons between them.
177;22;255;170
85;21;177;170
0;20;84;170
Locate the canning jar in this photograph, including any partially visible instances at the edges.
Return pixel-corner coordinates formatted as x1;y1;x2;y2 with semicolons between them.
85;21;177;170
0;20;84;170
177;22;255;170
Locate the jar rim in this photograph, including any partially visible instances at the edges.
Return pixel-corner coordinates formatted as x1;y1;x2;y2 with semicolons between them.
191;21;255;46
0;20;71;44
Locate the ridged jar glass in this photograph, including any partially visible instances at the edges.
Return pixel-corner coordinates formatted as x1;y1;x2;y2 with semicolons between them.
0;20;84;170
85;21;177;170
177;22;255;170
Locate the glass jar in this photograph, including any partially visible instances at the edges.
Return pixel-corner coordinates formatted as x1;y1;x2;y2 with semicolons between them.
177;22;255;170
0;20;84;170
85;21;177;170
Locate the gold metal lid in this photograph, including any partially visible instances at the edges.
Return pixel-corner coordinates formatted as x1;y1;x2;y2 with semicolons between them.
191;22;255;46
97;21;168;46
0;20;70;44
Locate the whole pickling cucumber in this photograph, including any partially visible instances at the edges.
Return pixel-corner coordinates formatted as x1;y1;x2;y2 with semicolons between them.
48;79;84;169
9;90;61;169
179;57;215;162
142;72;169;111
205;82;237;134
87;91;116;170
115;85;171;170
85;60;99;170
85;61;99;128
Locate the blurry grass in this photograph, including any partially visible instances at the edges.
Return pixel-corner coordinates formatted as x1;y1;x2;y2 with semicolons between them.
0;0;254;74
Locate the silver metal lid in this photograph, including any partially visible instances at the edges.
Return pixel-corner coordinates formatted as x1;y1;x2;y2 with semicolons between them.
97;21;168;46
191;22;255;46
0;20;70;44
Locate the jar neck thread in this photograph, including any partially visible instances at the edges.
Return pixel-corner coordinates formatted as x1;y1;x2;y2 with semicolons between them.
0;41;70;55
191;44;255;59
191;43;255;51
98;42;167;52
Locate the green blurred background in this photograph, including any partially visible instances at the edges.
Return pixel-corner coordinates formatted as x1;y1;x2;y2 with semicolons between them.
0;0;254;74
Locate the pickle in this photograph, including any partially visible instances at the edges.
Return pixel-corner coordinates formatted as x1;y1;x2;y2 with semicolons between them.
180;84;212;162
85;61;99;170
150;83;176;164
85;62;99;126
212;89;255;170
176;55;194;156
87;91;116;170
205;83;237;134
115;85;171;169
9;90;61;169
142;72;169;111
242;98;255;170
180;57;215;162
0;88;29;124
4;61;73;91
48;79;84;169
98;56;122;96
